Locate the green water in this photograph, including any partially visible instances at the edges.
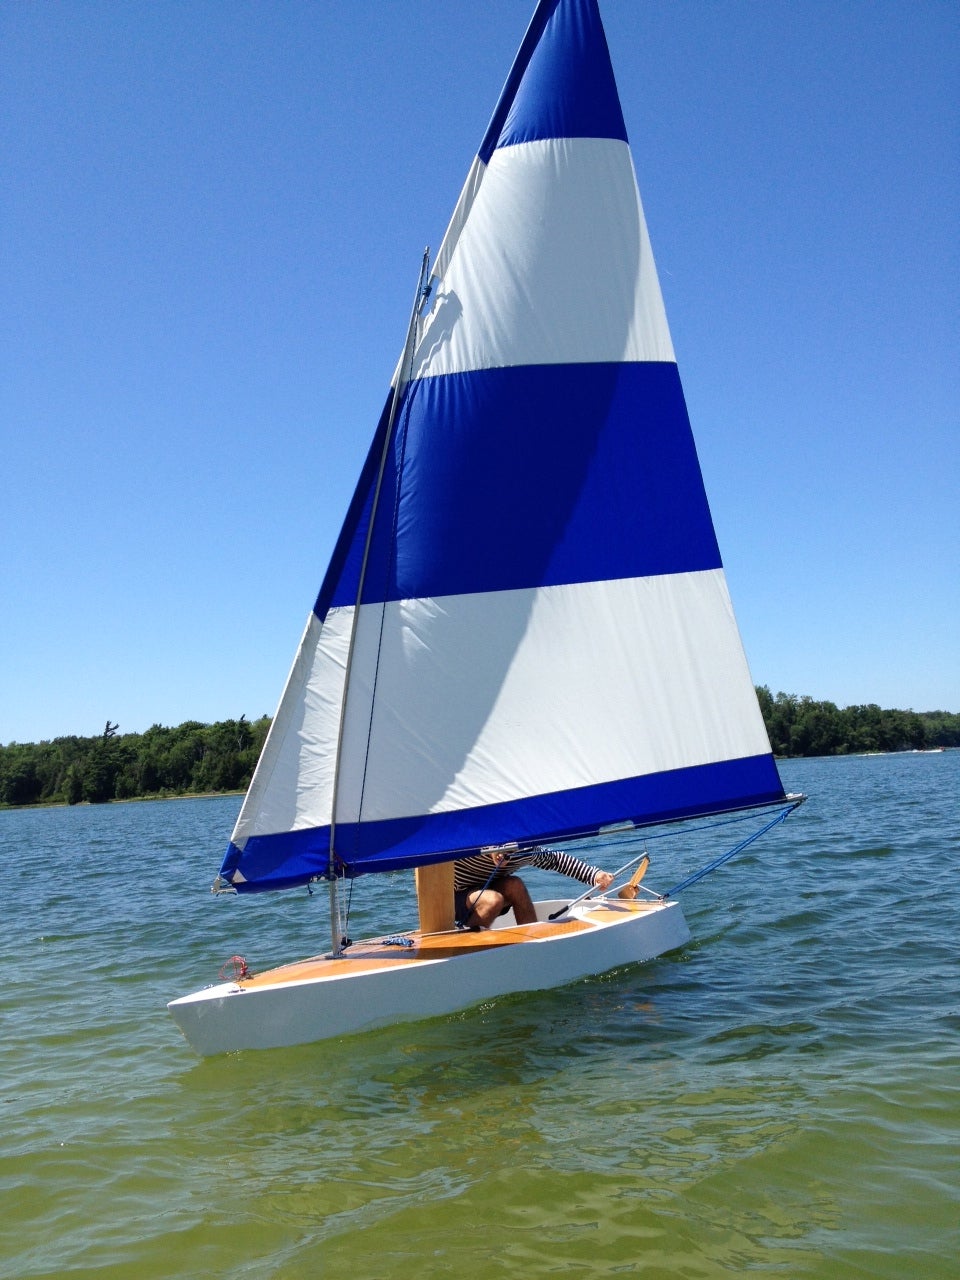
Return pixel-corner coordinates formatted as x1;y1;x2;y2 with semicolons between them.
2;753;957;1277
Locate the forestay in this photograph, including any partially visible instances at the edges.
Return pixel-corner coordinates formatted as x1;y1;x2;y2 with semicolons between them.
219;0;785;893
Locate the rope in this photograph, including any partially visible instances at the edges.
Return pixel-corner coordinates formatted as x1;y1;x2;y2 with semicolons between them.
456;853;509;928
339;877;355;950
630;804;794;848
665;801;802;896
218;956;250;982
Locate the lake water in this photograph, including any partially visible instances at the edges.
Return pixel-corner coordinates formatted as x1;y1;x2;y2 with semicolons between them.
2;752;957;1278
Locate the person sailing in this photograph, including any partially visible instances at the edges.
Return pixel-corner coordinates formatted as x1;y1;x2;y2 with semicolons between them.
454;848;614;929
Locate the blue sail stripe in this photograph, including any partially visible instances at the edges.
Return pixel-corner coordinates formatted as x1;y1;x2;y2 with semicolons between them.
326;361;720;609
478;0;626;163
220;754;785;891
312;389;393;625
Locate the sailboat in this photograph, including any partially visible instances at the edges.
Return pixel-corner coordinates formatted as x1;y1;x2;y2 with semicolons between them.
168;0;803;1056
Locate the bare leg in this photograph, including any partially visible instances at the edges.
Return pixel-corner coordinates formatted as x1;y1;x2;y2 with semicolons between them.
463;875;537;928
498;874;537;924
462;887;505;928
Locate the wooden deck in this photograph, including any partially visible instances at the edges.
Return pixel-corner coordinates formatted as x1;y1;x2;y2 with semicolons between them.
237;899;662;989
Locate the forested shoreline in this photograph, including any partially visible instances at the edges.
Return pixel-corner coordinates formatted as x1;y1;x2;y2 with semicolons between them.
1;692;958;808
0;716;271;808
755;688;958;758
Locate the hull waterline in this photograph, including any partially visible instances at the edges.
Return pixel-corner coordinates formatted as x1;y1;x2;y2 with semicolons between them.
168;897;690;1055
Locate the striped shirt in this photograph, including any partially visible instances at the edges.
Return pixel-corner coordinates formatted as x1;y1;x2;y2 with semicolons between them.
453;847;603;893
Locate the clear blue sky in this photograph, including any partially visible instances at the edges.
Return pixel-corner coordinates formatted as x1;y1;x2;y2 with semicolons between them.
2;0;957;745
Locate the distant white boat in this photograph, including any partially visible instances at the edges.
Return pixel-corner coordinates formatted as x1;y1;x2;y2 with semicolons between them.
169;0;802;1056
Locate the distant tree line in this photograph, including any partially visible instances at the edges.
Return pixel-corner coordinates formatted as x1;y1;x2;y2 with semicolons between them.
755;688;960;757
0;696;957;808
0;716;270;808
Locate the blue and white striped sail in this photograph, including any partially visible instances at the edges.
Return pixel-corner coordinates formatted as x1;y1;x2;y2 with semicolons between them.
220;0;785;893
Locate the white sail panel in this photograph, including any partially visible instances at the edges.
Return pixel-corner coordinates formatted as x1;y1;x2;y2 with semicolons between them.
333;569;768;823
230;610;349;848
428;155;487;301
414;137;674;379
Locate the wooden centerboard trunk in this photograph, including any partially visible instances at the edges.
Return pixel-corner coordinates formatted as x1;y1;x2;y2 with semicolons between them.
415;861;455;934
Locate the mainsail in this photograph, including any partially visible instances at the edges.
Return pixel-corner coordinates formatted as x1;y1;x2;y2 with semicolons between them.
219;0;785;893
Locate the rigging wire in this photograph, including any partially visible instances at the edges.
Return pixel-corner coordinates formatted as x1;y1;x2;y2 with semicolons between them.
339;877;355;950
547;798;805;917
354;252;433;859
665;800;805;897
324;248;432;956
455;853;510;929
548;849;652;919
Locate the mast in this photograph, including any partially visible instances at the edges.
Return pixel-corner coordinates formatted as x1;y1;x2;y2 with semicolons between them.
325;248;432;955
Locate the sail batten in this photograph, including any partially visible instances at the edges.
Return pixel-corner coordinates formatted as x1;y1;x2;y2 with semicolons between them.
221;0;786;894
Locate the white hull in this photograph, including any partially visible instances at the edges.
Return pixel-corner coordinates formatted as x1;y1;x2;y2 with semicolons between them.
168;897;690;1055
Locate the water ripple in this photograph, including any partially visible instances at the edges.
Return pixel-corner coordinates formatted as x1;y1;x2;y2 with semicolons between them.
2;758;959;1277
